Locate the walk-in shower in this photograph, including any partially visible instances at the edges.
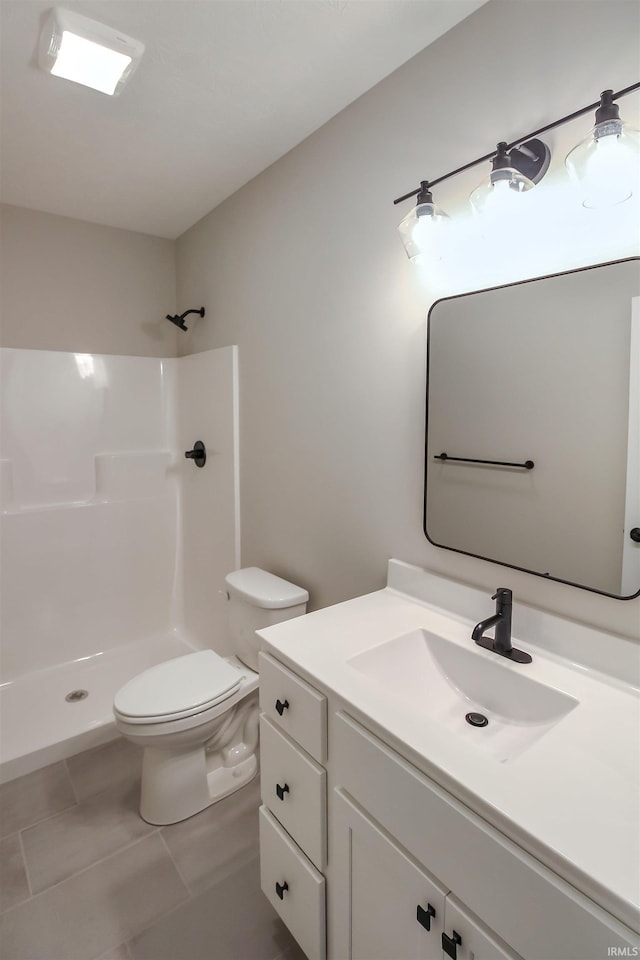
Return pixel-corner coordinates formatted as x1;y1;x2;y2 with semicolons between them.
0;346;239;784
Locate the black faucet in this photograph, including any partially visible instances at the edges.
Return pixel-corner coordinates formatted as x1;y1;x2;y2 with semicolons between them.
472;588;532;663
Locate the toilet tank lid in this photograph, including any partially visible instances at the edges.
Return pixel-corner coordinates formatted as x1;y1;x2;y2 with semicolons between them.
225;567;309;609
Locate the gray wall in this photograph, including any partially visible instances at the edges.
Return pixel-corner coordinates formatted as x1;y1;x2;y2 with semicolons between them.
0;205;177;357
176;0;640;640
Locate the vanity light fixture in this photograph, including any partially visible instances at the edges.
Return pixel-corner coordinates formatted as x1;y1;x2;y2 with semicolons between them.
565;89;640;208
38;7;145;96
469;139;549;216
394;82;640;260
397;181;450;262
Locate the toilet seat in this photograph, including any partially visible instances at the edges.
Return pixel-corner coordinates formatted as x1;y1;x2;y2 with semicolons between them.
114;650;243;724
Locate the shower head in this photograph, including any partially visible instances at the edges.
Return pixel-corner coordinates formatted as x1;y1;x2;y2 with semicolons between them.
166;307;205;331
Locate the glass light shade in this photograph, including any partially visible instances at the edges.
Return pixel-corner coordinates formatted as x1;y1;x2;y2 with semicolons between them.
469;166;535;217
565;119;640;208
398;200;450;261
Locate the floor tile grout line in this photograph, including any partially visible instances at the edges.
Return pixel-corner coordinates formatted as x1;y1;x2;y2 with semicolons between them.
158;830;195;900
63;756;80;804
0;795;79;845
64;745;145;808
0;828;164;914
13;778;150;897
91;931;142;960
0;760;82;841
122;843;268;960
69;779;144;808
16;776;148;886
122;834;193;956
16;827;34;901
18;787;93;844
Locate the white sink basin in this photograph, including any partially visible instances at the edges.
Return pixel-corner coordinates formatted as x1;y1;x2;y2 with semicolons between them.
348;628;578;762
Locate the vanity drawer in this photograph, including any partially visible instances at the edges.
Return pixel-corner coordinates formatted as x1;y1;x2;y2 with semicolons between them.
333;711;639;960
259;652;327;762
259;805;326;960
260;715;326;870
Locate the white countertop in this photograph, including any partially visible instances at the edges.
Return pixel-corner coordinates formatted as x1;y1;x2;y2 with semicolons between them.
258;562;640;934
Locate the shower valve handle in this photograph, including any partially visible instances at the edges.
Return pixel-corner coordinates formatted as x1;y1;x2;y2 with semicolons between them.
184;441;206;468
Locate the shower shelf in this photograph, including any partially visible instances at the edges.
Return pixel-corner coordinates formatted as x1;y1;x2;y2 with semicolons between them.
1;450;178;514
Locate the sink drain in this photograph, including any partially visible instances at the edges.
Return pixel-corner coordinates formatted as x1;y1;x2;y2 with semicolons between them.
65;689;88;703
465;711;488;727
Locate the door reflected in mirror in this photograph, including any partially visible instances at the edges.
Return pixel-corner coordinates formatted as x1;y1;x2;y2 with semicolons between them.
425;258;640;599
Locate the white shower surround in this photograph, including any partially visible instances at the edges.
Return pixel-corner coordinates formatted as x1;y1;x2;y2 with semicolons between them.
0;346;240;783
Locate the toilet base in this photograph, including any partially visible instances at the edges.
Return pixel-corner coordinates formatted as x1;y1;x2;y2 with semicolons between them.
137;693;260;825
114;663;261;826
139;744;258;825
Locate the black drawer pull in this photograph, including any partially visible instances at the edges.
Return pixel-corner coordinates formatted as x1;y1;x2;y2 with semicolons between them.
275;698;289;716
416;903;436;932
275;880;289;900
276;783;290;801
442;930;462;959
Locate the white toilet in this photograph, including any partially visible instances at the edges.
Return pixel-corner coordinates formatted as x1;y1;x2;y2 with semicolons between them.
113;567;308;825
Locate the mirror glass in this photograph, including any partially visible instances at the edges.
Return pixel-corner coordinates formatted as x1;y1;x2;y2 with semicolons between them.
425;258;640;599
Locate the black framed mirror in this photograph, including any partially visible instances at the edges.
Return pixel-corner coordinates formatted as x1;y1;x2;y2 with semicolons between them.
425;257;640;599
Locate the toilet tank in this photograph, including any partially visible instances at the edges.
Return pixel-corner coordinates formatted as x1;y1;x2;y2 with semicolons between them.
224;567;309;671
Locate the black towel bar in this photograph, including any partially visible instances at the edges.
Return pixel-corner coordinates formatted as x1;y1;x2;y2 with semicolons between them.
435;452;534;470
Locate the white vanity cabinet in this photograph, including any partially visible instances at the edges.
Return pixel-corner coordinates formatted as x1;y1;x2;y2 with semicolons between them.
258;649;640;960
334;789;521;960
258;652;328;960
444;895;524;960
334;788;447;960
330;710;638;960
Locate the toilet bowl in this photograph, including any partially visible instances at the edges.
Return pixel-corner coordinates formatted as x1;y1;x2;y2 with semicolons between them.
113;568;308;825
114;651;259;824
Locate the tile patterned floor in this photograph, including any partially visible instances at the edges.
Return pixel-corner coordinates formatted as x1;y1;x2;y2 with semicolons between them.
0;738;307;960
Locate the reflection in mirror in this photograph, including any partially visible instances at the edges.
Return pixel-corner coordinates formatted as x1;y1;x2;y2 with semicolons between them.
425;258;640;599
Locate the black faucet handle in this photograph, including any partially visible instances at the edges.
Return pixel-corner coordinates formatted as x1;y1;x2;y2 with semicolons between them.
492;587;512;605
477;588;531;663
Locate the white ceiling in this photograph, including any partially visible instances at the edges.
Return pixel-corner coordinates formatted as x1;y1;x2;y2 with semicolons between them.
0;0;485;239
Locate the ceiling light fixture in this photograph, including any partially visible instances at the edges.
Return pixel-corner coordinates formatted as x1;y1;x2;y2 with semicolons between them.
394;83;640;260
38;7;144;96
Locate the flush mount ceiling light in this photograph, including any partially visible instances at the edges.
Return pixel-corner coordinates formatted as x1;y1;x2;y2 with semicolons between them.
38;7;144;96
394;82;640;261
